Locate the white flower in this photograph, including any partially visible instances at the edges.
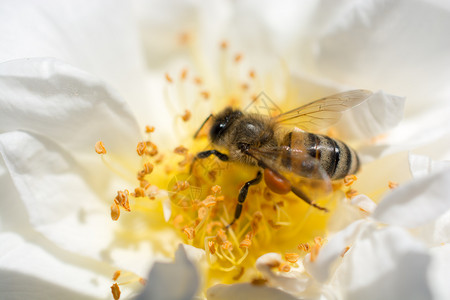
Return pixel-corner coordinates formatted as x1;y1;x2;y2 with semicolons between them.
0;0;449;300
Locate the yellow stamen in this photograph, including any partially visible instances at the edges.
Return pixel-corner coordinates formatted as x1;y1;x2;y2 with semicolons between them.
136;142;147;156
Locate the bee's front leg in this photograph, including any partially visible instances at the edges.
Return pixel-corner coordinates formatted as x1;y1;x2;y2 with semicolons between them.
227;170;263;228
190;149;229;174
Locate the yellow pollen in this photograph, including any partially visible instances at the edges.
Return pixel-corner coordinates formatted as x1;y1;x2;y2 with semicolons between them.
344;175;358;186
133;187;145;198
145;125;155;133
234;53;243;63
211;185;222;194
111;283;121;300
145;141;158;156
112;270;121;281
220;41;228;49
184;227;195;240
239;237;252;249
298;242;311;252
194;77;203;85
165;73;173;83
341;246;351;257
174;145;188;155
285;253;300;263
136;142;147;156
202;195;217;208
181;68;188;80
200;91;210;99
346;189;359;198
94;141;107;154
181;110;191;122
278;262;291;272
110;203;120;221
114;190;130;212
388;181;399;189
208;240;217;255
249;70;256;79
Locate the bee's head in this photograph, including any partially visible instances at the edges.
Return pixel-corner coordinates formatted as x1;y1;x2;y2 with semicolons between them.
209;107;243;143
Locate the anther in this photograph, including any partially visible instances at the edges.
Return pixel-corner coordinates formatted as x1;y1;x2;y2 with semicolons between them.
111;283;121;300
95;141;107;154
136;142;147;156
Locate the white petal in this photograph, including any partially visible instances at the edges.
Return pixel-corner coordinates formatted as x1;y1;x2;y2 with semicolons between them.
304;220;367;283
207;283;298;300
0;131;114;260
0;232;112;299
335;90;405;143
0;0;149;116
136;244;199;300
409;154;450;178
373;168;450;228
0;58;141;170
334;223;431;300
429;244;450;300
312;0;450;116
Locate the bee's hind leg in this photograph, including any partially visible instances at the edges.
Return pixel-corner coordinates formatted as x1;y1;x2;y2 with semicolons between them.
190;149;229;174
227;171;263;228
291;186;329;212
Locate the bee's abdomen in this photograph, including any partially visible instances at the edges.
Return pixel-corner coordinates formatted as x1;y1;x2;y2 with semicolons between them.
282;131;360;180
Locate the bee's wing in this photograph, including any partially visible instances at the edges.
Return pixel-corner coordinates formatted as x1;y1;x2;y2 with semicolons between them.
272;89;372;131
247;145;332;199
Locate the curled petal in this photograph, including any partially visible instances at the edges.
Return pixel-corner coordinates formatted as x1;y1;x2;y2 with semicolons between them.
136;244;199;300
373;168;450;228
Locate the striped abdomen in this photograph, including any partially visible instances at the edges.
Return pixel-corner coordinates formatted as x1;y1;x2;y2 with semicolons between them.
281;131;360;180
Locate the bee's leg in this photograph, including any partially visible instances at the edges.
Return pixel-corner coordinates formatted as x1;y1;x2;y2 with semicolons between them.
227;171;263;228
291;186;329;212
190;150;229;174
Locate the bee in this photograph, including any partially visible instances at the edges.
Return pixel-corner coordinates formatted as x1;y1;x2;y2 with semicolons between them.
192;90;372;226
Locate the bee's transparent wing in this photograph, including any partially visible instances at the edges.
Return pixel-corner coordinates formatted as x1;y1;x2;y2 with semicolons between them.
247;146;332;207
273;89;372;131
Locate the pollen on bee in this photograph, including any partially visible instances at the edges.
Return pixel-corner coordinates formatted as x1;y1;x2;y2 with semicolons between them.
110;203;120;221
112;270;121;281
181;110;191;122
136;142;147;156
111;283;121;300
183;227;195;240
165;73;173;83
95;141;107;154
285;253;300;263
344;175;358;186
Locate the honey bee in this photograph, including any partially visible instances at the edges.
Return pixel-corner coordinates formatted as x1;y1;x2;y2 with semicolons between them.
192;90;372;226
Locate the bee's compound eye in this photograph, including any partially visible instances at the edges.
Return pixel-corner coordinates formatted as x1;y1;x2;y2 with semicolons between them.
264;168;291;194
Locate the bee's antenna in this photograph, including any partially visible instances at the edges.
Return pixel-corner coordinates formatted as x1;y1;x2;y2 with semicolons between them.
194;114;213;139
